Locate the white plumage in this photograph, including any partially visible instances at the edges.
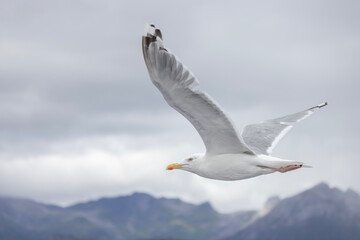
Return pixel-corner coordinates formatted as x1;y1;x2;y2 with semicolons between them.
142;24;327;181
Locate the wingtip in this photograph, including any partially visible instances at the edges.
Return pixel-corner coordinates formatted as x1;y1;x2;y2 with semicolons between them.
142;23;164;52
309;102;328;111
143;23;162;39
143;23;155;37
318;102;328;108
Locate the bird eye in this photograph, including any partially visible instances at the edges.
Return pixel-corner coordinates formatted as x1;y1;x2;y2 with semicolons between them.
188;158;193;162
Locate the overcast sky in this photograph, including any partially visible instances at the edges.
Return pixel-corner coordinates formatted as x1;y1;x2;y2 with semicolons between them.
0;0;359;213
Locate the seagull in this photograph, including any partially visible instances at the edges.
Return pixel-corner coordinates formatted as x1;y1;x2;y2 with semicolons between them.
142;24;327;181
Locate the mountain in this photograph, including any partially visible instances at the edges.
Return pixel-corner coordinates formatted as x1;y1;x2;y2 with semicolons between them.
0;193;254;240
0;183;359;240
225;183;360;240
66;192;255;240
0;197;111;240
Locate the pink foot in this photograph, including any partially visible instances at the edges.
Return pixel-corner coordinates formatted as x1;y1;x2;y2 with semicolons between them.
258;164;303;173
277;164;303;173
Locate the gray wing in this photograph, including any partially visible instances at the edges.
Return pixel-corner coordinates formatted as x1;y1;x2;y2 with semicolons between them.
142;24;254;156
241;102;327;155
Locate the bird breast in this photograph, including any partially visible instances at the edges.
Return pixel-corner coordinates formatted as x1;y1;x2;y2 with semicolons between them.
195;154;267;181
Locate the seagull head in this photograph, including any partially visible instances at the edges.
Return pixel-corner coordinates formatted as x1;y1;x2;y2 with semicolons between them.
166;153;204;173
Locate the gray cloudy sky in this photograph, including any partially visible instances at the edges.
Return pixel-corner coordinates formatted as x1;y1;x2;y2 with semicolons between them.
0;0;359;213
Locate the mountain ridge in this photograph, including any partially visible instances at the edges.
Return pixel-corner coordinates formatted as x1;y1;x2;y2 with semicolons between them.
225;183;360;240
0;183;359;240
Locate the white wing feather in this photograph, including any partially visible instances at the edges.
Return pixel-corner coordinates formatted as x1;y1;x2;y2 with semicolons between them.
142;24;254;156
241;102;327;155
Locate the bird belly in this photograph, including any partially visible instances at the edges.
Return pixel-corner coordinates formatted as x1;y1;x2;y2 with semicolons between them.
196;154;273;181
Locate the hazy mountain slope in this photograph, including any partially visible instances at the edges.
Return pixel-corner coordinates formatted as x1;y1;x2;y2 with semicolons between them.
1;183;359;240
0;193;255;240
0;197;112;240
68;192;255;239
225;183;360;240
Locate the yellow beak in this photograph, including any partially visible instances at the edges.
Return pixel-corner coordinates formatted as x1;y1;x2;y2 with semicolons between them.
166;163;184;170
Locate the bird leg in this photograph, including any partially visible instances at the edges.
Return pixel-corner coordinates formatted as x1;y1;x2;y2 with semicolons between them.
257;164;302;173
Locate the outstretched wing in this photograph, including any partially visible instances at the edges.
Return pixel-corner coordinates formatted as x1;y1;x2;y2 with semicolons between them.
142;24;254;156
241;102;327;155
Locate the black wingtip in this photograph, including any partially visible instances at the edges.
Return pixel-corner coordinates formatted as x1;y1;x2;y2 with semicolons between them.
308;102;328;111
142;24;166;68
142;24;164;54
318;102;328;108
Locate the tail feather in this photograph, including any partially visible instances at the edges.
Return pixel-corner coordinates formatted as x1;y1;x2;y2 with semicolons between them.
302;164;312;168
